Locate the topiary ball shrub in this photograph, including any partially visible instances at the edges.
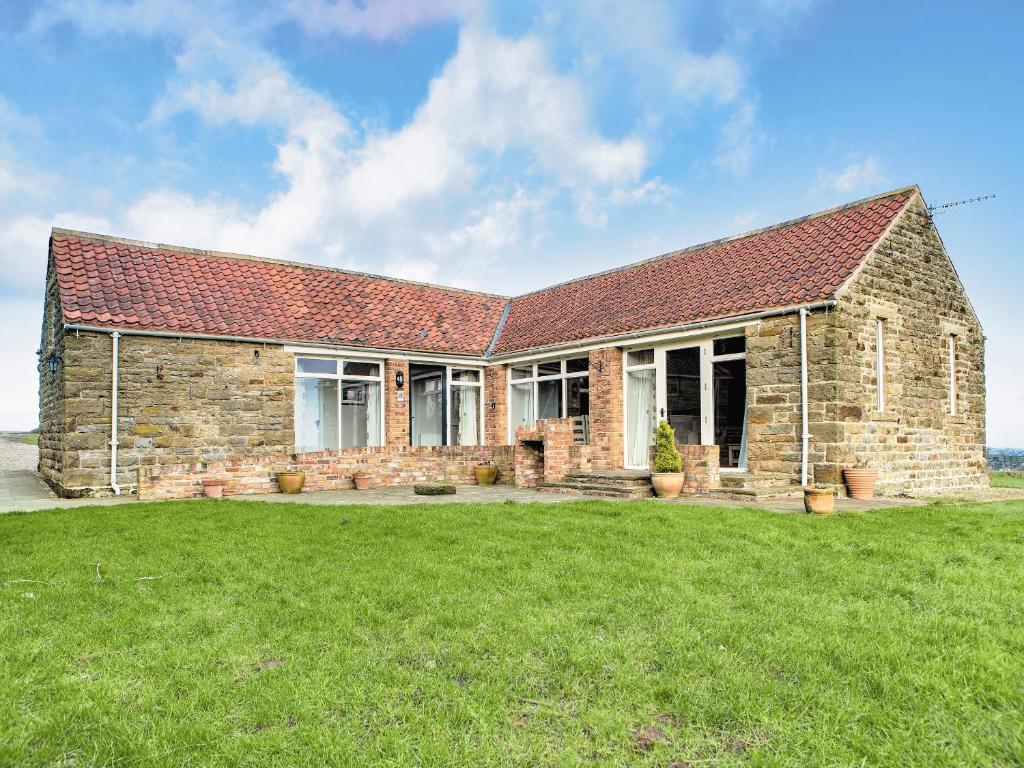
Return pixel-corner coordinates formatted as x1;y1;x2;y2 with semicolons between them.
413;483;457;496
651;420;683;473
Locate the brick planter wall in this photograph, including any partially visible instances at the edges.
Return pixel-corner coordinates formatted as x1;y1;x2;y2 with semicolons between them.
588;347;624;470
679;444;720;495
139;444;516;500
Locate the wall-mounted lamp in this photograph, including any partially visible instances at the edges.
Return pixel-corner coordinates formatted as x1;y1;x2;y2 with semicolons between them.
47;354;61;375
395;370;405;389
253;349;261;362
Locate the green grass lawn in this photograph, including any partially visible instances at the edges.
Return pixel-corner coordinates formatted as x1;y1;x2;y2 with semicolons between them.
0;432;38;445
2;500;1023;766
990;470;1024;489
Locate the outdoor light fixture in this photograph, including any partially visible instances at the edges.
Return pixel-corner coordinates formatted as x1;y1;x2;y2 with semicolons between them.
47;354;61;374
395;370;405;389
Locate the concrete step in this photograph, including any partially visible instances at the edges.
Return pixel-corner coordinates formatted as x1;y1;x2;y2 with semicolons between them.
563;471;653;488
711;485;804;500
538;480;654;499
719;472;796;490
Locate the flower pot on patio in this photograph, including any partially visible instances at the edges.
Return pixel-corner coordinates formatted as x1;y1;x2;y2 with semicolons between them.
276;472;305;494
650;420;685;498
201;479;226;498
353;472;373;491
843;468;879;500
474;464;498;485
804;485;835;515
651;472;685;499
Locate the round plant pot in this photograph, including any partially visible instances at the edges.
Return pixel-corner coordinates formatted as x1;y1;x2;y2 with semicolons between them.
353;474;372;491
474;465;498;485
804;487;835;515
276;472;305;494
651;472;685;499
843;468;879;500
201;479;226;498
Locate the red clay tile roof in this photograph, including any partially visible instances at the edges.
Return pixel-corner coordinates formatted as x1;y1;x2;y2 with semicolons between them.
490;188;915;354
50;232;509;356
50;187;916;358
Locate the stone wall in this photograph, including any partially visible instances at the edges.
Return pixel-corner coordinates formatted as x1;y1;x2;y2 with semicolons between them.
745;197;987;494
37;258;66;489
820;200;987;493
51;331;295;496
139;445;515;500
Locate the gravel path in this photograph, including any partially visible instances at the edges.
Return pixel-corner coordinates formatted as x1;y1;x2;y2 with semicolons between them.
0;437;39;472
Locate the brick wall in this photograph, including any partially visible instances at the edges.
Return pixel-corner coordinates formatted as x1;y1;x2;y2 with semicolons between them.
679;444;720;495
139;444;516;500
384;359;410;448
484;364;508;445
588;347;624;470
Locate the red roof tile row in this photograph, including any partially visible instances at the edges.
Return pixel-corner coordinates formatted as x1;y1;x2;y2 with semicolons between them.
50;188;915;357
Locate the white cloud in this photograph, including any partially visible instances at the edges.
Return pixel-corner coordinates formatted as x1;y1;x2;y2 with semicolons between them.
816;155;888;194
0;299;43;430
281;0;471;40
714;100;768;176
1;212;113;297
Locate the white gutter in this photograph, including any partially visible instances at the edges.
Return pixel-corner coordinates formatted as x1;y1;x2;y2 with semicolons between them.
799;308;809;488
110;331;121;496
63;324;485;362
488;300;837;362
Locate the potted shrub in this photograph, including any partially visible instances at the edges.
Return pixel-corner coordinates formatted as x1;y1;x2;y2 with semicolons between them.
276;471;305;494
474;462;498;485
843;461;879;500
352;470;373;491
650;420;685;498
201;478;227;498
803;484;835;515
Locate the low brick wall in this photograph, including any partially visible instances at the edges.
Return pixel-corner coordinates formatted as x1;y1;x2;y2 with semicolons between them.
680;444;720;495
139;445;515;500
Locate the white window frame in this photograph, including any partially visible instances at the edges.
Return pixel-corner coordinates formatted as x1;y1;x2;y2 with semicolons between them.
446;366;485;446
948;333;958;416
505;355;590;442
875;318;886;412
294;355;385;451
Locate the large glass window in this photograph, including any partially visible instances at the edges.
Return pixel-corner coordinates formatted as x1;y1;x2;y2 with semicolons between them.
295;356;383;452
506;355;589;439
450;368;482;446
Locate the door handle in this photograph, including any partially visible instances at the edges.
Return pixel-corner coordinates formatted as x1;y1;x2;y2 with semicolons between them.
660;408;665;417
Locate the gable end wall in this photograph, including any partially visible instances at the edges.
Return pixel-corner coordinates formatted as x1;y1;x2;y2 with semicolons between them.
817;201;987;493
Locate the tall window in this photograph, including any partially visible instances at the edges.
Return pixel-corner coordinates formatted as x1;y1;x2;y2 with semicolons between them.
948;334;958;416
506;355;589;438
875;319;886;412
449;369;482;446
295;357;382;452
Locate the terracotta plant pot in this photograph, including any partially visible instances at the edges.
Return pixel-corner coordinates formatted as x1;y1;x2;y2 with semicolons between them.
201;479;226;498
804;486;835;515
474;465;498;485
651;472;685;499
276;472;305;494
353;473;372;491
843;468;879;500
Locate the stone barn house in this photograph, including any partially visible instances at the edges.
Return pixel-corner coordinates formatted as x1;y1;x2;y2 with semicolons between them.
37;186;987;500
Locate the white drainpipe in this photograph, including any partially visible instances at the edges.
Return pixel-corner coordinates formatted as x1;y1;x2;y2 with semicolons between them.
110;332;121;495
799;308;809;487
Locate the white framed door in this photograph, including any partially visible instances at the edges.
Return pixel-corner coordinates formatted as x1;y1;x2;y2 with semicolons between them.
623;334;748;471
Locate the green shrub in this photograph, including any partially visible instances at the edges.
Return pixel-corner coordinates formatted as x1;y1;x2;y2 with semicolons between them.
651;420;683;473
414;483;457;496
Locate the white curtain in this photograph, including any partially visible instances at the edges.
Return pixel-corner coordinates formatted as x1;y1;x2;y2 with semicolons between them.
738;395;748;469
366;381;381;447
627;369;655;467
457;387;479;445
511;383;534;428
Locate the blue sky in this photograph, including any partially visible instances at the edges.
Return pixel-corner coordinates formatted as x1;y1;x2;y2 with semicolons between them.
1;1;1021;445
